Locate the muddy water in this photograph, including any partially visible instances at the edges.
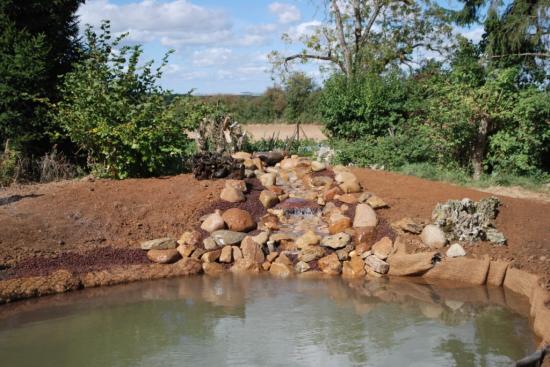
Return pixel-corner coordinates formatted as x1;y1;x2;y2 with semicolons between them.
0;275;536;367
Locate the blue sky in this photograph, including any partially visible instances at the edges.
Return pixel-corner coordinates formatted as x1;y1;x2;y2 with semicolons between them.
77;0;484;95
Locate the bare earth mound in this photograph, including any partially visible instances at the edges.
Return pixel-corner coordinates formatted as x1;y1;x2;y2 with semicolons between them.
0;168;548;287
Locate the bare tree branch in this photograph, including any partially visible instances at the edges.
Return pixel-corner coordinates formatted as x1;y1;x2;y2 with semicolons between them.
331;0;352;76
489;52;550;58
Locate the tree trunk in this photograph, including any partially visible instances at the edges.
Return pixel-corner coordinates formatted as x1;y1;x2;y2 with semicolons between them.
471;118;489;181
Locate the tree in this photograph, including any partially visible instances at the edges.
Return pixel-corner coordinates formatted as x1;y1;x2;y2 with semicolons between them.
270;0;453;78
0;0;84;152
284;72;316;122
54;22;198;178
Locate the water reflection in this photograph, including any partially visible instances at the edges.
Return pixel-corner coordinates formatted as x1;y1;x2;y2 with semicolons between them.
0;275;537;367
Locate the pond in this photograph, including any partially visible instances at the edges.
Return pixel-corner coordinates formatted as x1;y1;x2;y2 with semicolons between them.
0;275;537;367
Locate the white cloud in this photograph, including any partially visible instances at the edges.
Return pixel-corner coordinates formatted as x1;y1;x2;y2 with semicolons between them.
78;0;233;46
269;2;301;24
461;27;484;43
286;20;322;42
192;48;233;67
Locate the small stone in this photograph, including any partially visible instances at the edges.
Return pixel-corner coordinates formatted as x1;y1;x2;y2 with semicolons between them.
251;231;270;245
141;238;177;250
202;262;224;276
372;237;393;260
296;230;321;249
270;262;293;277
420;224;447;249
337;194;358;204
321;233;351;249
339;180;362;194
147;249;181;264
311;161;326;172
323;186;343;201
201;249;221;263
222;208;256;232
275;253;292;266
259;190;280;208
220;186;246;203
267;252;279;262
240;236;265;263
295;261;311;273
342;255;366;278
329;215;352;234
176;243;197;258
203;237;218;251
219;246;233;263
259;173;276;187
366;195;388;209
335;244;355;261
280;157;299;170
177;231;201;246
211;230;246;246
357;192;372;203
298;246;326;262
392;217;423;234
252;158;264;171
224;179;247;192
191;248;207;259
232;246;243;260
201;210;226;232
232;151;252;160
230;259;260;273
446;243;466;258
318;253;342;275
364;255;389;274
311;176;333;187
353;204;378;228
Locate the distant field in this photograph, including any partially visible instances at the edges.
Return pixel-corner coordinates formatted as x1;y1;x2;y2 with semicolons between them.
243;124;327;141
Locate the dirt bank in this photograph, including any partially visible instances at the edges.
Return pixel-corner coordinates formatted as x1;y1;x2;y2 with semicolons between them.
0;167;548;286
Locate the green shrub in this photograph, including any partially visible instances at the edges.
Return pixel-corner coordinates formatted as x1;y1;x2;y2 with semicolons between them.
243;136;319;158
53;22;200;179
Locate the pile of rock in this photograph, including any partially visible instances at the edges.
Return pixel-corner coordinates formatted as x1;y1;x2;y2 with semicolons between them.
141;152;507;281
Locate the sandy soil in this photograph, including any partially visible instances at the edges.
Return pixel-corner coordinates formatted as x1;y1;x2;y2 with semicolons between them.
243;124;326;141
0;167;548;286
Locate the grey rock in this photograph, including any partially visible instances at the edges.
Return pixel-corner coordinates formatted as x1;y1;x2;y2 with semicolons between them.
211;230;247;246
140;238;177;250
364;255;389;274
320;233;351;250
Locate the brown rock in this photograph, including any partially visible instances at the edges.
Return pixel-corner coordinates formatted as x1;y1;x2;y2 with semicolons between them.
141;238;177;250
391;217;423;234
225;179;247;192
230;259;260;273
259;190;279;208
388;252;438;276
423;257;490;285
232;151;252;160
312;176;333;187
176;242;197;258
323;186;343;201
486;261;509;287
353;227;376;248
342;256;366;278
270;262;293;277
335;244;355;261
240;236;265;263
295;261;311;273
232;246;243;260
262;261;272;271
220;186;245;203
191;248;207;259
201;249;221;263
364;255;389;274
339;180;362;194
259;172;276;187
202;262;224;276
298;246;325;263
372;237;393;260
201;209;226;233
318;253;342;275
329;216;352;235
219;246;233;263
267;252;279;262
503;267;539;299
296;230;321;248
177;231;202;246
147;249;181;264
275;253;292;266
222;208;256;232
353;204;378;228
337;194;358;204
259;214;279;230
366;195;389;209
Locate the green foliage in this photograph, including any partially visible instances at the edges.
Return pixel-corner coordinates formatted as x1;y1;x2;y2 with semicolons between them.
320;72;412;140
243;136;319;158
0;0;84;153
284;72;318;122
54;22;199;179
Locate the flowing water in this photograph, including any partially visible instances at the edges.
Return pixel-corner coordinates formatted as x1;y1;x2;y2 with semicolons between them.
0;275;536;367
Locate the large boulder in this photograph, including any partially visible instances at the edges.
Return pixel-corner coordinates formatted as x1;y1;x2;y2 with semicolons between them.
240;236;265;263
222;208;256;232
423;257;490;285
353;204;378;228
420;225;447;249
220;186;245;203
320;233;351;250
387;251;438;276
298;246;326;263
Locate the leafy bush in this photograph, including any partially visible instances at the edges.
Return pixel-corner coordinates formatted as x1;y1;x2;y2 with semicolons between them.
243;136;319;158
54;22;200;179
320;72;411;140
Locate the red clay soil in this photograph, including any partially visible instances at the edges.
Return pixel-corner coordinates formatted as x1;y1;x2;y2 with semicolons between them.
0;168;549;287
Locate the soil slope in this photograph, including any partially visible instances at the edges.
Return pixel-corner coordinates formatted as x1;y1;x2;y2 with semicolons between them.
0;168;548;286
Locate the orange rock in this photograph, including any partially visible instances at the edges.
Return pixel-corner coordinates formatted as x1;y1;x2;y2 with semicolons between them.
147;249;181;264
222;208;256;232
318;253;342;275
342;256;366;278
329;216;352;235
